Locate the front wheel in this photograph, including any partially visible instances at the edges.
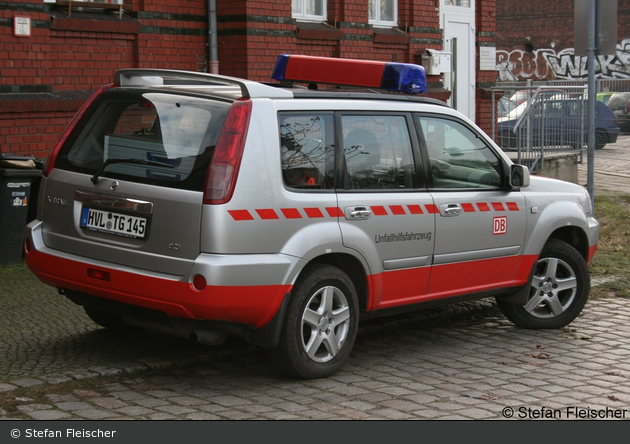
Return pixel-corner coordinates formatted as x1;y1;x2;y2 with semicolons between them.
496;239;590;329
268;264;359;379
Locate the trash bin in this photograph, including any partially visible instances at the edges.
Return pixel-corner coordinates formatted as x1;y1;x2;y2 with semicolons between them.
0;154;43;265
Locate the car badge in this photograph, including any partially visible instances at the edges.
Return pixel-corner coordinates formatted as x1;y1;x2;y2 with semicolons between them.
110;180;120;191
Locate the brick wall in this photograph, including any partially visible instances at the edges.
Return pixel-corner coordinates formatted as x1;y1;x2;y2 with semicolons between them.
475;0;497;134
1;0;497;157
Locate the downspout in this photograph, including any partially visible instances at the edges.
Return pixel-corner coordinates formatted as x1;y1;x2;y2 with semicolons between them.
208;0;219;74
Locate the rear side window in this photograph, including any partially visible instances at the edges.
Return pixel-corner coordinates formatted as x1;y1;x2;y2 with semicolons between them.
55;90;230;191
279;113;335;189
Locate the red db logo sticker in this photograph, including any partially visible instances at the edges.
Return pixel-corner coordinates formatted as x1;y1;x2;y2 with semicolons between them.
493;216;507;235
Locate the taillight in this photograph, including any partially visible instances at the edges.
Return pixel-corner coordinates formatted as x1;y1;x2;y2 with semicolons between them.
204;99;252;204
42;83;117;177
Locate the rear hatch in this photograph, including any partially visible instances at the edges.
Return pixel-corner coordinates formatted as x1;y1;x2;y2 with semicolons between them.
41;87;231;276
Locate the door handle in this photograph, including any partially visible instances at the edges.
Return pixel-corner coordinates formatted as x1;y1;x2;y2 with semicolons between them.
346;207;372;220
440;203;462;217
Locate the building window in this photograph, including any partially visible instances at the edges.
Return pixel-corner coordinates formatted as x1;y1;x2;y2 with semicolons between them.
292;0;327;22
369;0;397;27
444;0;470;6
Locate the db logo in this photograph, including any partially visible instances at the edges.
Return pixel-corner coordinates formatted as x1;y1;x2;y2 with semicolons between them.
493;216;507;235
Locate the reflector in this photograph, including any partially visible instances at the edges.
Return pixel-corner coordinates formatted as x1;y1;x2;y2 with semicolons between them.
272;54;427;94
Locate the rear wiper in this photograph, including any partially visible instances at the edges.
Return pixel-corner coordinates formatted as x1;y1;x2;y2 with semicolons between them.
91;158;174;184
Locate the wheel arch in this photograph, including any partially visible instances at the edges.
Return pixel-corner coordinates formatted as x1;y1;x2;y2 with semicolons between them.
301;253;369;313
547;226;590;263
524;200;592;261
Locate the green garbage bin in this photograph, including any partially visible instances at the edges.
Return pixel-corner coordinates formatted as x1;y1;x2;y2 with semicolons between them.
0;154;43;265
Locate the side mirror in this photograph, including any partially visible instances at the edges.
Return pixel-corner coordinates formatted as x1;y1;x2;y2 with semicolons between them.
510;164;530;188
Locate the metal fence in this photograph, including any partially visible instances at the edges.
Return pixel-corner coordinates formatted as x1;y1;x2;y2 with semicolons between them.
492;79;629;172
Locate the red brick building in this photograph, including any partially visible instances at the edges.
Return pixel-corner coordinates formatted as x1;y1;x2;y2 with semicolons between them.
1;0;498;158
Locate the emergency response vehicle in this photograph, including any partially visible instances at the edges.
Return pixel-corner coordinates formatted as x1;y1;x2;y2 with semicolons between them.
24;55;599;379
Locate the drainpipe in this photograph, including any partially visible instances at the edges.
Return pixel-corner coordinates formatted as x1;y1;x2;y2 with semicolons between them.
208;0;219;74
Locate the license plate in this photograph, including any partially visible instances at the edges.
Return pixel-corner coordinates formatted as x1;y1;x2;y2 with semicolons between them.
80;207;147;239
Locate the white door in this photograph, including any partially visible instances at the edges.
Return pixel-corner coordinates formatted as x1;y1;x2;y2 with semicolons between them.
442;8;475;120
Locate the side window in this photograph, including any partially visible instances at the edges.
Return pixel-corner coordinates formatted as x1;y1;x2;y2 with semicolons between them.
419;116;503;189
279;114;334;189
342;115;416;190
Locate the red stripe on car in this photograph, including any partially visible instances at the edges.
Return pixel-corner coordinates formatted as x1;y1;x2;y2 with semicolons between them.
281;208;302;219
371;206;388;216
256;209;280;219
228;210;254;221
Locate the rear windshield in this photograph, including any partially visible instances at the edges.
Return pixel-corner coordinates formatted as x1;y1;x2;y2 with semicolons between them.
55;89;231;191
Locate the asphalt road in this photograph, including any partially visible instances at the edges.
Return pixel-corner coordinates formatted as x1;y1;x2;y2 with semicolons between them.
0;135;629;421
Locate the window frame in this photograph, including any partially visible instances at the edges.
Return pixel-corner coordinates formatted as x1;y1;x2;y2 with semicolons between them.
338;112;420;191
278;110;426;193
414;113;507;190
292;0;327;23
368;0;398;28
279;111;336;191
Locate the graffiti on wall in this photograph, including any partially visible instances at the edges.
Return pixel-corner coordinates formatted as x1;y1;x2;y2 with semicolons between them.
497;38;630;81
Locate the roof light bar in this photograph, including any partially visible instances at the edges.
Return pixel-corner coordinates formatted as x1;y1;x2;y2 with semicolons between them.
272;54;427;94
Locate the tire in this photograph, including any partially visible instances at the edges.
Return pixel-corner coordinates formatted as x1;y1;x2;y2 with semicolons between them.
268;264;359;379
84;307;136;331
595;130;607;150
496;239;590;329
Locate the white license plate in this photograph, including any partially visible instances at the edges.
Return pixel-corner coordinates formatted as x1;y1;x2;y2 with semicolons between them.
80;207;147;239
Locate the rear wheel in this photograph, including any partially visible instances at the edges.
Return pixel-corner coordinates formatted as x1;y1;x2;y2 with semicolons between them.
269;264;359;379
496;239;590;329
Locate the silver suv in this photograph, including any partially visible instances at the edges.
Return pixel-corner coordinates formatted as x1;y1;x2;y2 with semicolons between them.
25;55;599;379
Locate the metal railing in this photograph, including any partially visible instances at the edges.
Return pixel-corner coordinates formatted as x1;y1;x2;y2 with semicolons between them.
491;82;601;172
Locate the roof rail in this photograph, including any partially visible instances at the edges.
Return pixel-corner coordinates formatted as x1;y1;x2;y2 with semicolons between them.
113;69;293;99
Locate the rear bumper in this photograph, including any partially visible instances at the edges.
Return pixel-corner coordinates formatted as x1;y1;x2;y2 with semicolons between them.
24;220;297;329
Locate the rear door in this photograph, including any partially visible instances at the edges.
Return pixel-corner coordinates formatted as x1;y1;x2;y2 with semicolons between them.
336;113;435;310
417;115;527;301
43;89;230;276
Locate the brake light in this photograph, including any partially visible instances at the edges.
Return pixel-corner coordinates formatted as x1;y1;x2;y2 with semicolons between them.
204;99;252;204
271;54;427;94
43;83;117;177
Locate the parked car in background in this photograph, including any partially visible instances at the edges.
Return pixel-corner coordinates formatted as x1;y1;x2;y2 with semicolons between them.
498;96;517;118
607;92;630;133
596;91;616;106
509;88;566;105
498;98;619;150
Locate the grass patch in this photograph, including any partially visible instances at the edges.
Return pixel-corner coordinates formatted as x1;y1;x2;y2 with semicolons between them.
590;194;630;298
